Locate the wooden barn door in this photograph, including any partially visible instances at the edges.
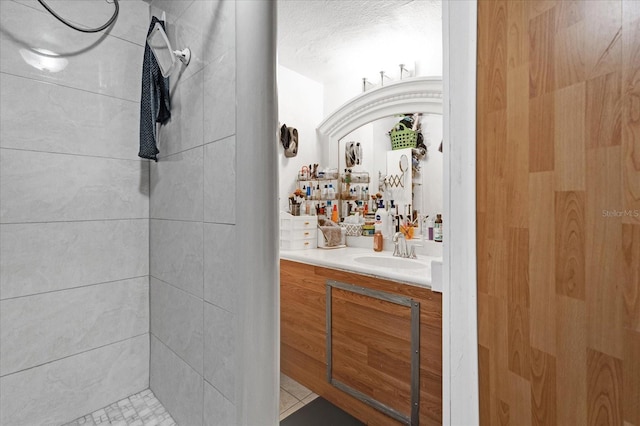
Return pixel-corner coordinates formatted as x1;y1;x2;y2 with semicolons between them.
476;1;640;424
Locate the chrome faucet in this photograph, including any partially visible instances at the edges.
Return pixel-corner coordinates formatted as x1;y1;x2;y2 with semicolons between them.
392;232;408;258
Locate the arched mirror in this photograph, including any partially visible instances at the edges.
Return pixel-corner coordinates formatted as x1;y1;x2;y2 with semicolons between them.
317;77;443;235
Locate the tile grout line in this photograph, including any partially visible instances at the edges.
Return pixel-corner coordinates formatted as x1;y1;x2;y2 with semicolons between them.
0;275;149;302
0;146;147;162
0;70;141;105
0;332;148;379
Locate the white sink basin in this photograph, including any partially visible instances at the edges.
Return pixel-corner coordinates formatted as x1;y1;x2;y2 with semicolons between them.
352;255;426;270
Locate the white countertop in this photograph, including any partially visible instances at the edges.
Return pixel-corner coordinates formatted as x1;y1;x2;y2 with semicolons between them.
280;246;441;290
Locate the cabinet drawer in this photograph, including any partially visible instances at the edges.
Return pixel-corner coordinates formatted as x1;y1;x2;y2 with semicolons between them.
280;215;317;231
280;239;317;250
281;228;316;240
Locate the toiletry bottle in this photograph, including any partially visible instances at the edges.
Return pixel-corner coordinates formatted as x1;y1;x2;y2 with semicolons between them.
306;185;311;200
428;217;434;240
331;204;339;223
434;214;443;242
373;231;383;252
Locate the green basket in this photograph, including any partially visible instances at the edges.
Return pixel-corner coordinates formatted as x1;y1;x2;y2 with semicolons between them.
390;123;417;150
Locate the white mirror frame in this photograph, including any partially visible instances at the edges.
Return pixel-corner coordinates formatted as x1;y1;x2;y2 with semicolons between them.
317;76;443;165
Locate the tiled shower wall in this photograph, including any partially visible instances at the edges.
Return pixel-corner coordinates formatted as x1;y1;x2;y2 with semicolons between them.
147;1;238;425
0;1;150;424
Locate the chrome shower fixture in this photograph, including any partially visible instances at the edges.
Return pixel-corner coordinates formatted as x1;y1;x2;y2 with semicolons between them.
147;22;191;78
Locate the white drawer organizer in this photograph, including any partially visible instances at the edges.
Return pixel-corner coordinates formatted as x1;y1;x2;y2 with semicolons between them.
280;212;318;250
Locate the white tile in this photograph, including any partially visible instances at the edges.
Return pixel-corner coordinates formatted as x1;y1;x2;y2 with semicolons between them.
157;70;204;158
0;277;148;376
279;388;298;413
149;219;203;298
0;335;149;426
167;1;205;80
150;277;203;375
150;146;204;221
301;392;319;405
204;223;236;312
279;401;304;421
0;74;140;160
150;0;194;21
150;335;203;426
204;137;236;224
13;0;150;46
0;219;148;299
203;302;235;403
203;381;235;426
280;374;313;401
201;0;235;67
0;1;143;102
0;149;149;223
203;56;236;144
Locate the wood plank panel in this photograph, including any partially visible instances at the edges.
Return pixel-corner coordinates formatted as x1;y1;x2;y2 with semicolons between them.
507;0;528;70
488;295;511;404
623;330;640;426
478;1;640;424
622;224;640;332
529;7;555;98
622;16;640;225
528;172;556;355
530;347;557;426
280;260;442;425
554;83;586;190
508;303;530;380
529;93;555;172
479;345;492;425
507;372;532;426
584;0;622;80
507;227;529;307
554;15;585;90
555;295;587;426
506;65;530;228
587;348;623;426
586;71;622;148
554;191;585;300
484;0;508;113
586;147;624;359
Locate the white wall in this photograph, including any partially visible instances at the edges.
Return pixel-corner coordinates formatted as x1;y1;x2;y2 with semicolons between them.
0;1;150;424
277;65;324;212
323;55;444;118
442;1;479;424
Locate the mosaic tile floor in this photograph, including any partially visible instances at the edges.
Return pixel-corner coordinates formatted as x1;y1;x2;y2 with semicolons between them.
63;389;176;426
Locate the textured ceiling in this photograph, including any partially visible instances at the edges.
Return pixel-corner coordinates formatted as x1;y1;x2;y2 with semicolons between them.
277;0;442;84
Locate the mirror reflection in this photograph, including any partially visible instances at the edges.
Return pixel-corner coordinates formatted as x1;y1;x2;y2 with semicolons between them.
337;113;443;238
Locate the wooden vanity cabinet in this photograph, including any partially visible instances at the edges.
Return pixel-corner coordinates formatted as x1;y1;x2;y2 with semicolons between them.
280;259;442;425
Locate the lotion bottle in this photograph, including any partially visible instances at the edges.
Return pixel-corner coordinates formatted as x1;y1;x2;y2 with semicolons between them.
373;231;383;252
434;214;443;242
